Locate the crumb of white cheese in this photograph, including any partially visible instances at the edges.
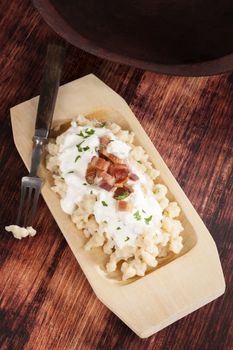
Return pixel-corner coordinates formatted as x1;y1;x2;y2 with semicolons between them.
5;225;37;240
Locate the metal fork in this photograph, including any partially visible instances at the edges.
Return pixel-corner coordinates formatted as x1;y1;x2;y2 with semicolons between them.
16;42;65;227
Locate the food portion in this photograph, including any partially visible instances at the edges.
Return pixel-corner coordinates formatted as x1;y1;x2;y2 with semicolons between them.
5;225;37;239
46;115;184;280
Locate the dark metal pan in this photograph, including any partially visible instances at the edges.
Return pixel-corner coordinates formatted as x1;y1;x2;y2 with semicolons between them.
33;0;233;76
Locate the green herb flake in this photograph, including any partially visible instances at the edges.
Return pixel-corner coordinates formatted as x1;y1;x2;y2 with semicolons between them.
125;236;130;242
77;128;95;138
76;140;90;153
85;128;95;136
83;183;87;186
98;122;106;128
103;220;108;224
137;160;142;164
142;209;146;213
75;155;81;162
115;193;130;200
90;190;93;194
101;201;108;207
68;171;74;174
61;177;64;180
77;130;85;137
133;210;141;221
76;141;85;152
144;215;153;225
116;227;121;230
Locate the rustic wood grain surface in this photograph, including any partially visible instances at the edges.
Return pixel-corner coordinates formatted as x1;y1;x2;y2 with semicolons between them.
0;1;232;349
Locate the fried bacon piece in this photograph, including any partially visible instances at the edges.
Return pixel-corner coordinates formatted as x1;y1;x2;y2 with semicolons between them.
98;149;123;164
85;156;110;184
99;136;110;148
117;201;129;211
99;183;114;191
85;166;97;185
129;173;139;181
92;156;110;172
113;185;132;199
99;172;115;192
101;172;115;184
108;163;129;185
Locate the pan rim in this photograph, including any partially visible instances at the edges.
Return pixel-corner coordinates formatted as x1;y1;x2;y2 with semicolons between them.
33;0;233;77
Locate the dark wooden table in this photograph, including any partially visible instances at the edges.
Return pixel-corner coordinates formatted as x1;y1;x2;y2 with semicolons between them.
0;1;232;349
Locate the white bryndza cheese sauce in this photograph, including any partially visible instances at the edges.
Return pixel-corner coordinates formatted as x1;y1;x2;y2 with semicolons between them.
58;121;163;248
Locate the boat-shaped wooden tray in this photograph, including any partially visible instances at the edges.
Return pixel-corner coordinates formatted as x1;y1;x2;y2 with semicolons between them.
10;74;225;338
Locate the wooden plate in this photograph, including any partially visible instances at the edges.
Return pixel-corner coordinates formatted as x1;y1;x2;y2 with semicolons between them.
32;0;233;76
10;75;225;337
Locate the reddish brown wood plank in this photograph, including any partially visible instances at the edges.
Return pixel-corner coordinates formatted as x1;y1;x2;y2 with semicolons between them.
0;0;232;349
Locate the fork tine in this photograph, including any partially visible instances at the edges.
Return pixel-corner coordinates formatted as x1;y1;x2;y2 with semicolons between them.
16;176;42;228
16;183;27;226
23;187;33;227
28;188;41;227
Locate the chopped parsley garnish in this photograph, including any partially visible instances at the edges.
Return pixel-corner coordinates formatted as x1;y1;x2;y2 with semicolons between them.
61;176;64;180
142;209;146;213
77;128;95;138
133;210;141;221
125;236;130;242
103;220;108;224
101;201;108;207
77;130;85;137
144;215;153;225
115;193;130;200
90;190;93;194
75;155;81;162
83;183;87;186
116;227;121;230
68;171;74;174
137;160;142;164
97;122;106;128
76;141;90;152
76;141;85;152
84;128;95;136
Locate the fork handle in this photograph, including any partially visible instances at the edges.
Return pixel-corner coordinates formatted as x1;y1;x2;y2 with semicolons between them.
30;138;44;177
30;42;65;177
35;42;65;140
